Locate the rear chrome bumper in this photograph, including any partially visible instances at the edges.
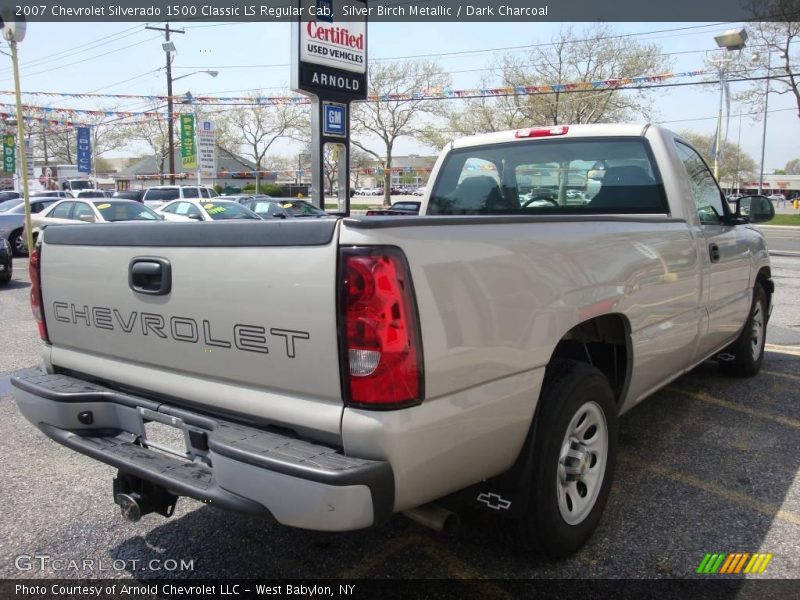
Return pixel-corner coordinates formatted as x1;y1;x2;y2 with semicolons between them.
12;368;393;531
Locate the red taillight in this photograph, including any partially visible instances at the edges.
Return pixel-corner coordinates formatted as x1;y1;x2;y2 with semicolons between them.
29;241;49;342
339;247;423;408
515;125;569;138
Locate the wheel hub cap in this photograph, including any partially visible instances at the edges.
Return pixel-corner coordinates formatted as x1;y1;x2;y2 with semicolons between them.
556;401;608;525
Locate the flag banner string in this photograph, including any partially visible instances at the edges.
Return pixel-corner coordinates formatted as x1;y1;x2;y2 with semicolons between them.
0;70;709;112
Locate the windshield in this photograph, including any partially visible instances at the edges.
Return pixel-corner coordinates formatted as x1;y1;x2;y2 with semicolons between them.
69;180;94;190
146;188;180;201
203;202;260;220
94;201;161;222
428;138;666;215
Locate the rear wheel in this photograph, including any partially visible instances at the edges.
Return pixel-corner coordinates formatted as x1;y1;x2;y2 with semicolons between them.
9;230;27;257
719;285;768;377
518;360;618;558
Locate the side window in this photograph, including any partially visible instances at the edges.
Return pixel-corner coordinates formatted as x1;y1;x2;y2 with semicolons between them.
185;204;202;219
675;141;726;224
200;188;210;198
183;188;199;199
173;202;191;215
50;202;74;219
160;202;177;214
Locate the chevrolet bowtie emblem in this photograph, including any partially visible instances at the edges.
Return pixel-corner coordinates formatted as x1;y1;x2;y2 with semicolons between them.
477;492;511;511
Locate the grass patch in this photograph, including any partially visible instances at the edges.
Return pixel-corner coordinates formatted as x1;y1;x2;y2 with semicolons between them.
765;214;800;226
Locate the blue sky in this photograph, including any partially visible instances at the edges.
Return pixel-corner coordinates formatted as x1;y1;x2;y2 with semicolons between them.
1;20;797;171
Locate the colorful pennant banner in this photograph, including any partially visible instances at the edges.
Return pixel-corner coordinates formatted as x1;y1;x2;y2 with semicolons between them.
0;70;708;108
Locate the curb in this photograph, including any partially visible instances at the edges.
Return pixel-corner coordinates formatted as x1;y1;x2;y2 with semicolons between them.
769;251;800;257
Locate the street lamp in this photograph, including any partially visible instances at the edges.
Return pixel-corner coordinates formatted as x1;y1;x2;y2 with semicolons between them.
169;69;217;186
711;28;748;181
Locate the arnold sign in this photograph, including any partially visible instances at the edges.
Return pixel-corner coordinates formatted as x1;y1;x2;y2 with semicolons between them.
291;0;367;101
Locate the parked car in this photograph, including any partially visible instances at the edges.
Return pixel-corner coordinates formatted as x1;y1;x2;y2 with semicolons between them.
11;124;775;560
32;190;71;199
0;236;10;286
112;190;145;203
74;190;112;199
142;185;219;208
0;197;61;256
156;199;261;222
0;199;21;213
239;198;329;219
30;199;162;244
768;194;786;203
0;190;21;202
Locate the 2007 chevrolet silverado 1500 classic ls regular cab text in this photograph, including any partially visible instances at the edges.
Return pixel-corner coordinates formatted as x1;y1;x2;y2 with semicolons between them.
13;124;775;557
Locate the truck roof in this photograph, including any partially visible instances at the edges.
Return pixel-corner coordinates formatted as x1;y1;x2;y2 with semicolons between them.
450;123;652;150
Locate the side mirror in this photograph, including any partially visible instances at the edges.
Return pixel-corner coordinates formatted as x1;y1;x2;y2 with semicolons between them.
188;213;203;221
78;214;95;223
736;195;775;224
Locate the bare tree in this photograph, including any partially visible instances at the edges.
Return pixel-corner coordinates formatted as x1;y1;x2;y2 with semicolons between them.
351;60;451;207
44;111;131;169
226;96;307;192
349;148;373;190
737;2;800;119
425;24;672;148
128;104;171;184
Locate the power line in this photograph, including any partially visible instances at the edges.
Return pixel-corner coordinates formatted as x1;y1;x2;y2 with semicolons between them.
0;24;146;76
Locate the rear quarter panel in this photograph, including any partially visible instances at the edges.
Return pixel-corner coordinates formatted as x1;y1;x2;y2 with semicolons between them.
339;217;702;509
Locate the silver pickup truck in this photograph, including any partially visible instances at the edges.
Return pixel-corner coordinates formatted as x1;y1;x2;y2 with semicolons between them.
13;124;775;557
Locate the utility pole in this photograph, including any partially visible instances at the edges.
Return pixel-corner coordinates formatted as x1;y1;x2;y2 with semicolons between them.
146;23;184;185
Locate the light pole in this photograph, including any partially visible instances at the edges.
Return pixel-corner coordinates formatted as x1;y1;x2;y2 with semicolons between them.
172;70;217;187
3;19;33;254
751;50;786;196
711;28;748;182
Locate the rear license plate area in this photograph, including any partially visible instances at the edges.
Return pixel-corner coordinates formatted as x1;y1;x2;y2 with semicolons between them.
139;409;189;460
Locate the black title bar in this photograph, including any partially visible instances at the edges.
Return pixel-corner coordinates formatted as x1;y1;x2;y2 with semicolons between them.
1;0;797;22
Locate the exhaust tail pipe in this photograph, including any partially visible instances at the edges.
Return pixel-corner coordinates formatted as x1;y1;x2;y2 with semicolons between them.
403;504;459;534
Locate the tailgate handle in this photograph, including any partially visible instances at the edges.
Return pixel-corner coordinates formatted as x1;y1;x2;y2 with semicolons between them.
129;258;171;296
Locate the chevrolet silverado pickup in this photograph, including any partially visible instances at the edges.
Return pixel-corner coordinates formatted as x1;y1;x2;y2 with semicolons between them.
13;124;775;557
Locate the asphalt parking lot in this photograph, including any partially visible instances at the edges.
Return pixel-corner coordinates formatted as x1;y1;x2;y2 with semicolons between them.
0;253;799;582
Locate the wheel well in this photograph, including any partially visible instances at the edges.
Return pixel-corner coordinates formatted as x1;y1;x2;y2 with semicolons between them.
550;314;630;404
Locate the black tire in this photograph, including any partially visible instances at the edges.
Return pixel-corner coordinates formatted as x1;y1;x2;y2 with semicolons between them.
8;230;28;258
517;359;618;558
719;285;768;377
0;273;9;286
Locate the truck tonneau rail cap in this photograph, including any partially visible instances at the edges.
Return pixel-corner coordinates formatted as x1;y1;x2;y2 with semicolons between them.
41;220;338;247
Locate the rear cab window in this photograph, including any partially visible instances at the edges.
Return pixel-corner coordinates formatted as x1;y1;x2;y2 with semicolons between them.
428;138;668;215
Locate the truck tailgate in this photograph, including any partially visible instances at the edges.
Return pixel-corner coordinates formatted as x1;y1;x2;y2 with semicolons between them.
38;220;344;440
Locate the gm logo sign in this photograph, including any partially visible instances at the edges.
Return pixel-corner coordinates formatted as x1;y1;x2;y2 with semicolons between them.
323;102;346;137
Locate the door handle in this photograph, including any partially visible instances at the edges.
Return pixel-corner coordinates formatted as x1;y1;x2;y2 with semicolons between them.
129;257;171;295
708;243;721;263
